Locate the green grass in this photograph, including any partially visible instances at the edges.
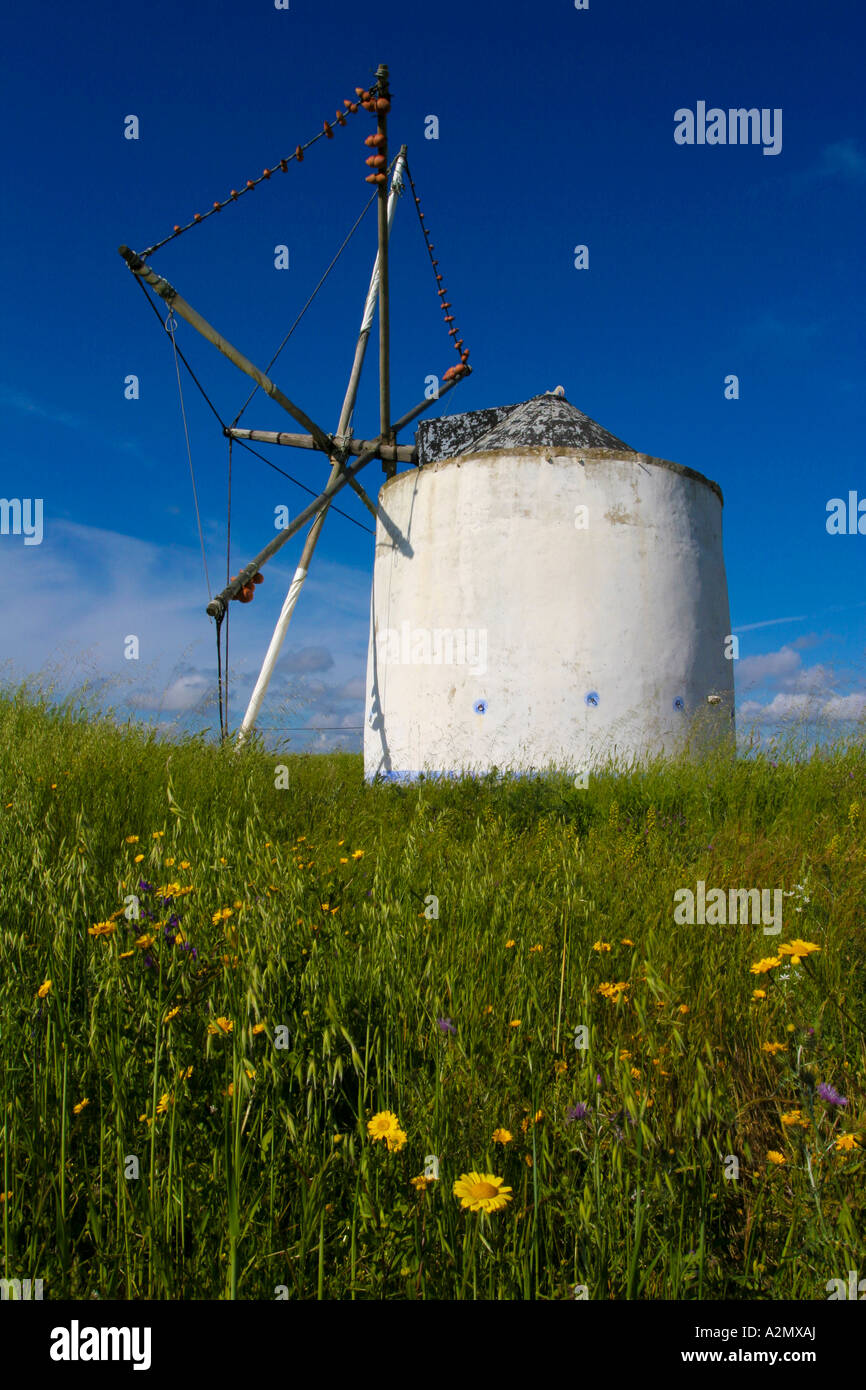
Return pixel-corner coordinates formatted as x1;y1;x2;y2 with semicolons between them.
1;681;864;1300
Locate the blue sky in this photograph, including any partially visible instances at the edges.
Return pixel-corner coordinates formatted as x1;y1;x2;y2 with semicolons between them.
1;0;864;753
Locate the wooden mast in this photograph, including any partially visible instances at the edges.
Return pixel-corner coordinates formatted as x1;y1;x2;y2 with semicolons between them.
235;144;407;747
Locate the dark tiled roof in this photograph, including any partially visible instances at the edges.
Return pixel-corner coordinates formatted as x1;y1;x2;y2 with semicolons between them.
416;392;634;464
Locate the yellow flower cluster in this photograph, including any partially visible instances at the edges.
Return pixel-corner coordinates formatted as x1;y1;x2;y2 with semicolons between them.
366;1110;407;1152
598;981;630;1002
208;1017;234;1035
780;1110;810;1129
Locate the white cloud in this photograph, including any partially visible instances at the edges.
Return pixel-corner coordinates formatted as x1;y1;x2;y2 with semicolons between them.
737;646;801;688
0;519;371;746
739;692;865;724
823;694;866;721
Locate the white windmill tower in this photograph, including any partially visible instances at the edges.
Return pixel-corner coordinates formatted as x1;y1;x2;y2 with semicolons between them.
364;390;734;781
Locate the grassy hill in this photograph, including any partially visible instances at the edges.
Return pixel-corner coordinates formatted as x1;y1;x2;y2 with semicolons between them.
1;684;864;1299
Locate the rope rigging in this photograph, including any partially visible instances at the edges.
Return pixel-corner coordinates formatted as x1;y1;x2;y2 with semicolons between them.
120;65;474;749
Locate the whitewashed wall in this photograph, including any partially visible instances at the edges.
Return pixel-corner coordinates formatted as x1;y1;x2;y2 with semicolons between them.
364;445;733;781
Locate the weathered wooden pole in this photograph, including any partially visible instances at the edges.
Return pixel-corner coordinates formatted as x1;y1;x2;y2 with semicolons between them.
117;246;334;456
236;147;407;747
375;64;395;477
224;427;415;464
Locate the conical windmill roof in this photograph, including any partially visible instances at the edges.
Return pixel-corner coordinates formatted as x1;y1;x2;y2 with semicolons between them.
415;392;635;465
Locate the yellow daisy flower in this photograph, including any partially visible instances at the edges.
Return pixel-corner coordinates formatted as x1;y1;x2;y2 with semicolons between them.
37;980;52;998
750;957;782;974
367;1110;402;1143
777;940;821;966
208;1017;234;1035
73;1098;90;1115
492;1127;513;1144
453;1171;513;1213
766;1151;786;1165
592;941;611;952
835;1134;860;1152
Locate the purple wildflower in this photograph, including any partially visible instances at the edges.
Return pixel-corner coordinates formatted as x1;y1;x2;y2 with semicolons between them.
817;1082;847;1107
436;1017;456;1035
138;880;153;894
143;955;155;970
566;1102;591;1122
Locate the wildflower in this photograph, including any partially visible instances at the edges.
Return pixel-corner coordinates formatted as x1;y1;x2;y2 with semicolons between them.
134;933;155;950
592;941;611;952
138;880;153;894
630;1066;641;1079
37;980;52;998
212;908;233;924
73;1098;90;1115
835;1134;860;1152
678;1005;689;1015
504;940;516;949
208;1017;234;1035
752;989;767;1001
566;1103;591;1122
165;1007;180;1022
762;1041;787;1054
0;1192;12;1203
778;940;821;966
119;951;133;960
484;1004;494;1015
750;957;782;974
252;1022;266;1035
781;1110;809;1128
351;849;364;859
509;1019;521;1027
156;1092;172;1115
410;1174;431;1191
179;861;190;869
385;1128;407;1153
554;1059;568;1075
179;1066;193;1080
134;854;144;864
528;943;543;954
125;835;139;844
453;1171;513;1213
340;857;348;864
152;831;164;839
88;920;117;938
492;1127;513;1144
817;1082;847;1107
621;938;634;946
164;857;175;867
436;1017;456;1035
767;1151;786;1166
598;981;630;1001
367;1110;403;1143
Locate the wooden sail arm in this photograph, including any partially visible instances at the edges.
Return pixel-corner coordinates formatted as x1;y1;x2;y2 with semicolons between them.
207;367;471;621
224;427;416;464
117;246;334;457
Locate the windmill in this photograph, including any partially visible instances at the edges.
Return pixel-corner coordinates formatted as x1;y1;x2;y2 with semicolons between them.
118;63;471;747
